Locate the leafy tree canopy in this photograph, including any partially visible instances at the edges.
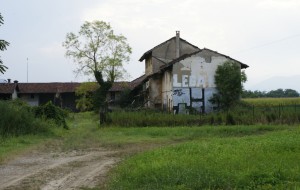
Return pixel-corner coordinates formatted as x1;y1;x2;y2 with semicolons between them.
62;20;132;83
0;13;9;74
210;61;247;110
242;88;299;98
75;82;99;111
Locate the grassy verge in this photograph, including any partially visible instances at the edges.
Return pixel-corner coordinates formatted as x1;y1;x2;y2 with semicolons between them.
0;134;53;163
108;126;300;189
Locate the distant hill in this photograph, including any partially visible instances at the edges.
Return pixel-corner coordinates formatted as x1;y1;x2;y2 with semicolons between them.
249;75;300;93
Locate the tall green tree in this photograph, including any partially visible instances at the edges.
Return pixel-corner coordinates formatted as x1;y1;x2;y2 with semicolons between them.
62;21;131;83
210;61;247;110
63;21;131;113
0;13;9;74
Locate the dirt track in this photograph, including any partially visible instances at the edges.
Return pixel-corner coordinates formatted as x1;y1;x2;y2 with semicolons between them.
0;148;120;190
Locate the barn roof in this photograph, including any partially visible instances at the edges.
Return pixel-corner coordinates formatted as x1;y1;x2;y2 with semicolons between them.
109;82;131;92
130;74;147;89
17;83;81;93
0;83;18;94
109;75;147;92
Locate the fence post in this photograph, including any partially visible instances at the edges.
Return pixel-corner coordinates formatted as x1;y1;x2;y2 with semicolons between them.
252;105;255;123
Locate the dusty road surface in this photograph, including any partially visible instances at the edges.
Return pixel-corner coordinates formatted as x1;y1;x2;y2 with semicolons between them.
0;148;120;190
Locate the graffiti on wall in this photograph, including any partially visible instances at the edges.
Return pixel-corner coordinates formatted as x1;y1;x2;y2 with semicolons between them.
173;87;203;112
172;87;217;113
173;74;205;87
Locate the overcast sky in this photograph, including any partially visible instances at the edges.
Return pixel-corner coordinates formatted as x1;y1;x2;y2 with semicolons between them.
1;0;300;91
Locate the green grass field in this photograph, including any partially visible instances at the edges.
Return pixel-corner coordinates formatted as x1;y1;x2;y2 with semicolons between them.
108;126;300;189
1;112;300;189
243;97;300;106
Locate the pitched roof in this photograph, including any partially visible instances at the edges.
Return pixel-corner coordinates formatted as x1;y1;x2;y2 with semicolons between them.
130;74;147;89
109;82;131;92
109;75;148;92
160;48;249;71
17;83;81;93
0;83;18;94
139;37;199;62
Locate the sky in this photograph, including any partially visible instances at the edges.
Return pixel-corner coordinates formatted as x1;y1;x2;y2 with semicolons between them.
1;0;300;91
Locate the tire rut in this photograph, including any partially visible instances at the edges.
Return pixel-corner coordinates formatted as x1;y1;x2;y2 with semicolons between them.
0;149;119;190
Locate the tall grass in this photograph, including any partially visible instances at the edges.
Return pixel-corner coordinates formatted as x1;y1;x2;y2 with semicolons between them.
0;101;49;137
107;111;202;127
108;127;300;189
106;105;300;127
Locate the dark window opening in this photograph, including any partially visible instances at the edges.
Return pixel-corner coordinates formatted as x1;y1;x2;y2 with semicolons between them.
111;92;115;101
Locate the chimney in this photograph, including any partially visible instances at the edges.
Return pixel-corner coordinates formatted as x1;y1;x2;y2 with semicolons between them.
13;80;18;84
176;31;180;58
7;79;11;83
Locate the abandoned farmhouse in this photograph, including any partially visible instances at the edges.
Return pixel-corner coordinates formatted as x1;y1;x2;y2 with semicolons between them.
139;31;248;113
0;32;248;113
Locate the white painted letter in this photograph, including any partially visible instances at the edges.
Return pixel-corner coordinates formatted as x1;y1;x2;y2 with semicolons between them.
182;75;189;87
173;74;181;87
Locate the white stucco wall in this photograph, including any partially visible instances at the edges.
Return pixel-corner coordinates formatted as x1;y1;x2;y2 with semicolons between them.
171;50;233;113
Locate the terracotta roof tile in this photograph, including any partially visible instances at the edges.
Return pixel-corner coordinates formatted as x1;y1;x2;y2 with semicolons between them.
109;82;131;92
0;83;17;94
17;83;81;93
130;75;147;89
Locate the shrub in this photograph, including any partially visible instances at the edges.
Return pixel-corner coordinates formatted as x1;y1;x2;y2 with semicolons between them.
33;101;69;129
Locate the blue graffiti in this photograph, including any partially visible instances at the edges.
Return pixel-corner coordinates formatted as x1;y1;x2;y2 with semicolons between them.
173;89;185;96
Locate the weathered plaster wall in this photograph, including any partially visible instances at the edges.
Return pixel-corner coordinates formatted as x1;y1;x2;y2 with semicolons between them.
172;49;234;113
162;70;173;112
148;76;162;108
151;39;199;73
145;58;153;75
143;37;199;109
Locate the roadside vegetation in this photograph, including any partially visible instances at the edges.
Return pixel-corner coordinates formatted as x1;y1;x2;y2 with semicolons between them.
0;100;69;162
1;98;300;189
107;100;300;126
0;100;50;137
